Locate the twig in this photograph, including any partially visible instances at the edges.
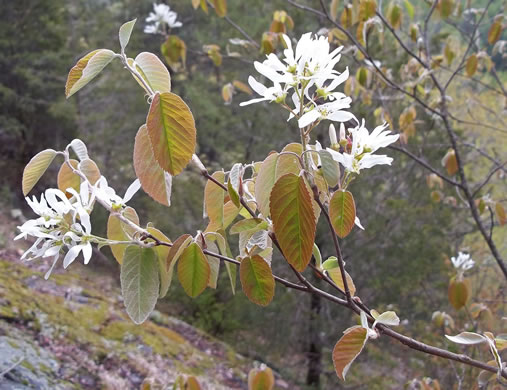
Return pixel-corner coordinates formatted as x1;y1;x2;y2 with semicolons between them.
0;357;24;379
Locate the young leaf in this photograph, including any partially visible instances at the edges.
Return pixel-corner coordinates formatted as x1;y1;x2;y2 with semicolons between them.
57;160;81;196
177;242;210;298
121;245;159;324
330;0;339;21
248;366;275;390
204;240;221;289
322;257;356;296
78;158;101;185
211;0;227;17
318;149;340;188
448;276;469;310
404;0;415;20
465;54;478;77
270;174;316;272
69;139;89;161
133;52;171;94
329;190;356;238
255;153;279;217
146;226;172;298
185;376;202;390
333;326;368;380
107;207;140;264
161;35;187;68
488;19;502;45
439;0;454;18
134;124;173;206
119;19;136;51
445;332;485;345
146;92;196;175
240;255;275;306
442;149;458;176
496;203;506;226
210;229;237;294
372;311;400;328
22;149;57;196
65;49;116;98
204;171;226;228
167;234;193;272
313;243;322;269
230;218;268;235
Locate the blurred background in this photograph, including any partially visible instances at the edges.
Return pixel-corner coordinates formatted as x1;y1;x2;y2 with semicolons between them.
0;0;505;389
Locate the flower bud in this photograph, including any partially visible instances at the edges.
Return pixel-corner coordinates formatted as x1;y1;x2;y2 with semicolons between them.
339;123;346;141
329;124;338;146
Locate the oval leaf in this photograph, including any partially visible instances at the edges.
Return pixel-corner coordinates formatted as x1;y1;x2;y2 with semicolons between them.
78;158;101;185
333;326;368;380
119;19;136;51
448;276;469;310
211;0;227;17
65;49;116;98
107;207;140;264
255;153;279;217
248;366;275;390
146;92;196;175
445;332;485;345
318;149;340;188
134;52;171;94
121;245;159;324
240;255;275;306
22;149;57;196
177;242;210;298
146;226;172;298
322;257;356;296
270;174;316;272
69;139;89;161
204;171;225;229
329;190;356;238
134;124;173;206
57;160;81;196
466;54;478;77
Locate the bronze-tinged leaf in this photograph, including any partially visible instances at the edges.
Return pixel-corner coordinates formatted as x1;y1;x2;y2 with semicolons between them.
448;276;469;310
22;149;57;196
57;160;81;196
177;242;210;298
496;203;506;226
167;234;192;271
78;158;101;185
185;376;202;390
161;35;187;68
487;19;502;45
441;149;458;176
248;366;275;390
232;80;253;95
134;124;172;206
133;52;171;94
240;255;275;306
333;326;368;380
330;0;340;21
65;49;116;98
210;0;227;17
222;83;234;104
270;174;316;272
465;54;478;77
255;153;279;218
204;171;226;228
329;190;356;238
146;92;196;175
107;207;140;264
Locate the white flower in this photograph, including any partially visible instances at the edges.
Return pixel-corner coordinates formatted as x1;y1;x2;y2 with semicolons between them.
239;76;287;106
144;3;182;35
94;177;141;208
451;252;475;272
298;96;356;128
327;120;399;174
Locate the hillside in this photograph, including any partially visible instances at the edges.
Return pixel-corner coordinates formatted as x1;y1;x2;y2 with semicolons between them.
0;240;289;389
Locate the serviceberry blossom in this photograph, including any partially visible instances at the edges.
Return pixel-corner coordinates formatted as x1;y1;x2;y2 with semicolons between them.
93;177;141;209
15;186;95;279
144;3;182;35
326;120;399;174
240;32;353;128
451;252;475;273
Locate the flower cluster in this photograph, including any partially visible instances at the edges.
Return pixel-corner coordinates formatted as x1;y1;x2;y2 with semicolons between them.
15;175;141;279
326;121;400;174
240;33;355;128
451;251;475;273
144;3;182;35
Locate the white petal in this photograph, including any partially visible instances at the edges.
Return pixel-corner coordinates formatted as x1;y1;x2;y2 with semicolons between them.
44;255;60;280
247;75;267;96
298;109;321;128
354;216;365;230
239;97;270;106
123;179;141;203
82;243;92;265
328;110;356;123
63;245;81;268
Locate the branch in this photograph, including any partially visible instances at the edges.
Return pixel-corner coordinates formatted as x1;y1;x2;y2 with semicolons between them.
472;160;507;198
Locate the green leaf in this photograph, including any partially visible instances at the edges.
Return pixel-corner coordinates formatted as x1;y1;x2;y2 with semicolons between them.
121;246;159;324
204;171;226;229
167;234;192;276
387;2;402;29
329;190;356;238
107;207;140;264
161;35;187;68
318;150;340;188
146;92;196;175
205;240;220;289
322;256;356;296
119;19;136;51
465;54;477;77
211;229;237;294
445;332;485;345
240;255;275;306
448;276;469;310
228;180;241;208
403;0;414;20
57;160;81;196
211;0;227;17
230;218;268;235
439;0;454;18
133;52;171;94
312;243;322;269
270;174;316;272
488;20;502;45
22;149;57;196
372;311;400;327
227;163;242;208
146;227;172;298
177;242;210;298
134;124;173;206
65;49;116;98
333;326;368;380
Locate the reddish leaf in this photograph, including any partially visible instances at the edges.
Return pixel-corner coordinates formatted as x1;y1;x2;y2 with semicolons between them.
329;191;356;238
240;255;275;306
333;326;368;380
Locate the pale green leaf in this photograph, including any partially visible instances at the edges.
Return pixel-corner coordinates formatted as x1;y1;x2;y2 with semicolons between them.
119;19;136;51
22;149;57;196
177;242;210;298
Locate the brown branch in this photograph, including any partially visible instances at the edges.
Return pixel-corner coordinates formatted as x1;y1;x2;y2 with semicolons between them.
472;160;507;198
